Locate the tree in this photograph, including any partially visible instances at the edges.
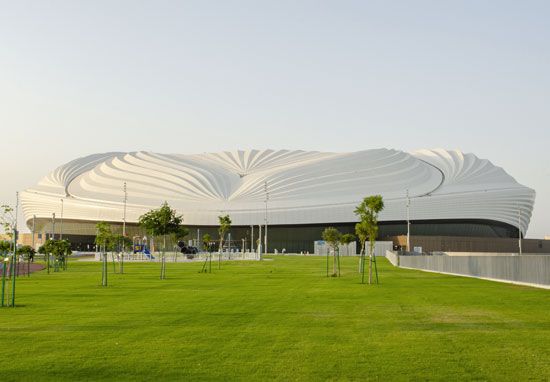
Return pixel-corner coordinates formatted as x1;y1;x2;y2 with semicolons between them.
0;205;15;240
340;233;356;257
38;239;71;272
95;222;113;253
95;221;114;283
175;226;190;241
0;240;11;254
354;195;384;284
138;202;184;253
322;227;341;277
201;233;213;273
217;215;232;269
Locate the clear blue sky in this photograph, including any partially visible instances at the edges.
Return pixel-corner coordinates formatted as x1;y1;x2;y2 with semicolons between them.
0;1;548;237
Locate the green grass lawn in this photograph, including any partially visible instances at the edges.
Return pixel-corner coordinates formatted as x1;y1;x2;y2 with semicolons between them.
1;256;549;381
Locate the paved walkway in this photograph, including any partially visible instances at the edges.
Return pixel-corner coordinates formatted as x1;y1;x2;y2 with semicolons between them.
1;262;45;277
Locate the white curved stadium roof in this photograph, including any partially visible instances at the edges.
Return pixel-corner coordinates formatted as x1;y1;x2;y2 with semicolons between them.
21;149;535;234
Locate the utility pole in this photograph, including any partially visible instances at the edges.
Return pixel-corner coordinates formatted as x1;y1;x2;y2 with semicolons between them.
518;207;522;255
51;212;56;240
264;181;269;258
197;228;200;250
60;198;64;240
406;189;410;252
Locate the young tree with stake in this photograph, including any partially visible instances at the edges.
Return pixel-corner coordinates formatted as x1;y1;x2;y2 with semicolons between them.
217;215;232;270
354;195;384;284
139;202;186;280
201;233;213;273
322;227;342;277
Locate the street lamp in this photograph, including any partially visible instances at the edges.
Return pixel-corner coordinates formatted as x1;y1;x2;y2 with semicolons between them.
518;206;522;255
264;181;269;258
60;199;64;240
51;212;56;240
250;225;254;254
122;182;127;239
32;215;36;250
406;189;410;252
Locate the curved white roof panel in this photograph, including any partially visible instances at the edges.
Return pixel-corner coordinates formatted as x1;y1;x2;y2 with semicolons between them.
21;149;535;235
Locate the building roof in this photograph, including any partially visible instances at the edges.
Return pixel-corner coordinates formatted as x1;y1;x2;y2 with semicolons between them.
21;149;535;233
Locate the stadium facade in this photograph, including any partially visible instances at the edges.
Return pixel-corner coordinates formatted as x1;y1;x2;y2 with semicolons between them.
20;149;535;252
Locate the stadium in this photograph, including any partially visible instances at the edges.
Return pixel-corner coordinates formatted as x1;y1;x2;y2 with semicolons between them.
20;149;535;252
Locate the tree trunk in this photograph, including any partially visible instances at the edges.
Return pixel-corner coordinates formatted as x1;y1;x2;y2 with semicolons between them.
337;248;341;277
361;245;366;284
218;238;223;270
368;240;374;284
332;247;337;276
359;242;365;273
326;249;329;277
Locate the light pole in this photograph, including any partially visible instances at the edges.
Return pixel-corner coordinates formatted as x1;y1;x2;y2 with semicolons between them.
264;181;269;257
518;207;522;255
250;225;254;253
406;189;410;252
122;182;127;238
121;182;128;273
11;192;18;307
60;199;64;240
32;214;36;250
51;212;56;240
258;224;262;258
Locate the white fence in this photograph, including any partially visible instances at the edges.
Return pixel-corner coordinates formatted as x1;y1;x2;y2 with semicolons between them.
94;251;261;262
385;251;550;289
314;241;356;256
314;241;393;257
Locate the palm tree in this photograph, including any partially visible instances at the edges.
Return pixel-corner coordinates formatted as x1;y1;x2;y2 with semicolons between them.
218;215;232;269
354;195;384;284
